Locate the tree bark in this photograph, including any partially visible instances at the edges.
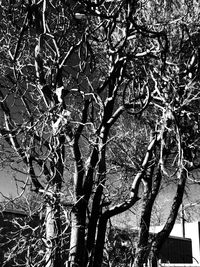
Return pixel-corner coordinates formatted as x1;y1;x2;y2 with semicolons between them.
134;166;161;267
85;184;104;267
45;203;55;267
45;200;62;267
92;212;108;267
68;200;86;267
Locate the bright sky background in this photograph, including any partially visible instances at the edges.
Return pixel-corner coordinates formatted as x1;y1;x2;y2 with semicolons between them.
0;170;20;198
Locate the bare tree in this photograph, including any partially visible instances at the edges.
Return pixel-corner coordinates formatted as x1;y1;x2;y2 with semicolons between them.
1;1;200;267
0;1;158;266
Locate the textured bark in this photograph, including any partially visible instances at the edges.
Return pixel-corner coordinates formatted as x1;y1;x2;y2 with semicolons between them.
68;200;87;267
85;142;106;267
67;118;88;267
45;201;62;267
46;203;55;267
85;184;104;267
44;169;63;267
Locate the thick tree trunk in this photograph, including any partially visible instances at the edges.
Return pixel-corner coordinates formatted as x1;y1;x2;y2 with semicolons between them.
85;138;107;267
148;247;160;267
92;213;108;267
68;202;86;267
45;182;62;267
45;202;61;267
134;164;161;267
85;184;103;267
149;167;187;265
133;193;154;267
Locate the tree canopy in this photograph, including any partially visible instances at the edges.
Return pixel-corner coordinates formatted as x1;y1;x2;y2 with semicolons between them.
0;1;200;267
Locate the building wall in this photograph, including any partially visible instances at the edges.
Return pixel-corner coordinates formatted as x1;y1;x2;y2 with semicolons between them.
151;222;200;264
107;227;192;265
159;236;192;263
170;222;200;264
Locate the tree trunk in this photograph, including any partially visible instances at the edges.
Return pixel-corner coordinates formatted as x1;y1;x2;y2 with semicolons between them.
68;202;86;267
149;167;187;264
85;184;104;267
134;164;161;267
45;183;62;267
45;203;59;267
148;247;159;267
93;213;108;267
85;136;107;267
